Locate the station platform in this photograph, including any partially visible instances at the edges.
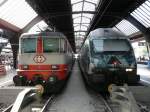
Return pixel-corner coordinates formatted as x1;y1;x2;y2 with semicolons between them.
137;64;150;84
0;65;16;85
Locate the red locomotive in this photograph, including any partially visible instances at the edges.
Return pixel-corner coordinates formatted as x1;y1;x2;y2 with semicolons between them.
13;32;74;93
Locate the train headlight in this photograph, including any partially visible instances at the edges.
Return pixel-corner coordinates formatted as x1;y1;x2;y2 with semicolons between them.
48;76;57;84
49;77;55;82
51;65;59;70
22;65;29;70
126;68;133;72
88;63;96;74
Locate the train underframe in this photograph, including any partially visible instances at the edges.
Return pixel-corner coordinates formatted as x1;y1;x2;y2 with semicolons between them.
13;70;69;93
83;69;140;91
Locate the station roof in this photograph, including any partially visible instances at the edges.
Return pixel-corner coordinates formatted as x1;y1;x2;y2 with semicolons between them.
0;0;150;52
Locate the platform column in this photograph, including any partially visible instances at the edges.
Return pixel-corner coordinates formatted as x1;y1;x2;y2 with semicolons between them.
9;34;20;69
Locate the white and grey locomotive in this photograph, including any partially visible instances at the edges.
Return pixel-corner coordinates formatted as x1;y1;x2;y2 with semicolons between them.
13;32;74;93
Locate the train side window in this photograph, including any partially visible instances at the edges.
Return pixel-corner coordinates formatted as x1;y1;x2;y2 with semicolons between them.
21;38;36;53
60;39;66;53
43;38;59;53
67;43;70;53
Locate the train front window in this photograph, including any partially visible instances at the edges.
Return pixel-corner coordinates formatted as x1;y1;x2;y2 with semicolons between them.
92;39;130;53
43;38;59;53
92;39;104;53
21;38;36;53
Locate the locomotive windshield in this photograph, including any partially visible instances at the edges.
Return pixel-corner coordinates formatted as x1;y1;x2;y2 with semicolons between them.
92;39;130;53
43;38;59;53
21;36;65;53
21;38;36;53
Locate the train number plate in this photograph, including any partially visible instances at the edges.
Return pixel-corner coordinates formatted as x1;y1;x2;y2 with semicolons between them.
33;55;46;63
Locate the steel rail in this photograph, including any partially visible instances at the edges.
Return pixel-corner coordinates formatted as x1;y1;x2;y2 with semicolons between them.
2;104;13;112
100;95;113;112
40;95;55;112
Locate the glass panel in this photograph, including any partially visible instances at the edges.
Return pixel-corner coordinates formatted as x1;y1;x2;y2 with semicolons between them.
146;1;150;7
74;26;81;31
43;38;59;53
138;7;150;21
21;38;36;53
71;0;82;4
74;24;79;27
81;17;91;23
72;14;81;19
93;39;104;52
92;39;130;53
131;12;149;27
80;32;86;35
80;25;87;30
72;0;100;47
0;0;37;28
145;1;150;7
82;13;94;19
73;17;81;23
103;39;130;51
75;32;80;35
86;0;99;4
60;39;65;52
115;19;139;36
130;1;150;28
135;10;150;25
72;2;83;11
142;3;150;12
140;5;150;16
83;2;95;11
81;23;89;27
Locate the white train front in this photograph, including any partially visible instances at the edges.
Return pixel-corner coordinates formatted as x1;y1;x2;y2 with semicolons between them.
13;32;74;93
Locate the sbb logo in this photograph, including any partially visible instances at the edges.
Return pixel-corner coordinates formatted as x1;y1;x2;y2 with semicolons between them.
33;55;46;63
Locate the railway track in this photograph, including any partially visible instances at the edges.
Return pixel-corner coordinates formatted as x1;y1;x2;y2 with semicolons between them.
0;94;56;112
87;88;113;112
0;81;56;112
30;95;55;112
0;103;13;112
1;79;150;112
95;94;113;112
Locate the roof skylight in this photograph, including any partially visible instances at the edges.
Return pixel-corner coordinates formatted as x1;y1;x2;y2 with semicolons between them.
72;2;83;11
0;0;37;29
83;2;95;11
115;19;139;36
131;0;150;28
71;0;99;47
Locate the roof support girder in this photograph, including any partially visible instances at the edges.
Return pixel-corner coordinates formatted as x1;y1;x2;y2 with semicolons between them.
0;18;21;33
126;15;150;43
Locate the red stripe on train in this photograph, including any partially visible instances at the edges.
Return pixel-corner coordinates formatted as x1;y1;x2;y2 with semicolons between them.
17;64;68;80
37;36;43;53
